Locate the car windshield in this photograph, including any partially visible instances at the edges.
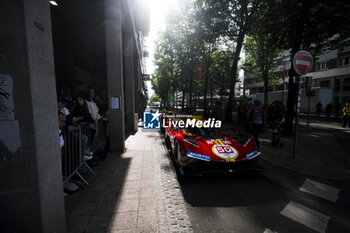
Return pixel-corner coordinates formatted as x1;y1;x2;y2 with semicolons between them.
185;127;220;139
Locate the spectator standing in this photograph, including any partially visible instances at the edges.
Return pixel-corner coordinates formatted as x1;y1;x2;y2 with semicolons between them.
86;89;102;121
326;102;334;119
275;101;285;121
86;89;101;145
248;100;265;148
316;101;323;118
342;102;350;128
71;95;94;123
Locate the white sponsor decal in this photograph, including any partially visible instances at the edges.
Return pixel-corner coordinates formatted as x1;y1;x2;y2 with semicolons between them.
212;145;238;160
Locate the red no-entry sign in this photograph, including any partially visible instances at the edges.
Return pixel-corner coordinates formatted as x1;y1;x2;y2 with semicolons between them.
293;50;313;75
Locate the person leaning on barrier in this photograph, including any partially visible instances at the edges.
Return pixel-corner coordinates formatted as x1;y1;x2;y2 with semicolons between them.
58;98;70;116
71;95;94;124
58;111;66;148
342;102;350;128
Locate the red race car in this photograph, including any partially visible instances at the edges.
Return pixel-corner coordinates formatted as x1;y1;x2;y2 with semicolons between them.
165;122;261;176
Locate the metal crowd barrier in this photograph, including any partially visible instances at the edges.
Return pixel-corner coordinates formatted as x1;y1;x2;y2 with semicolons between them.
61;122;95;186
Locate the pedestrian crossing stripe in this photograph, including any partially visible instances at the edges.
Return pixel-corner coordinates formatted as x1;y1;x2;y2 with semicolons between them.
299;178;339;203
280;201;330;233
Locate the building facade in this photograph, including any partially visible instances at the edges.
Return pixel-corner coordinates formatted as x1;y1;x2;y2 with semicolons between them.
243;38;350;111
0;0;149;232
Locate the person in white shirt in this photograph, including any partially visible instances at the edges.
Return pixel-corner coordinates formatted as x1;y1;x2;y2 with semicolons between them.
86;89;101;121
58;99;70;116
85;89;101;145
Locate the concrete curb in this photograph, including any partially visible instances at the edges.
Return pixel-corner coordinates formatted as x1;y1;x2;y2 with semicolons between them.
153;132;194;233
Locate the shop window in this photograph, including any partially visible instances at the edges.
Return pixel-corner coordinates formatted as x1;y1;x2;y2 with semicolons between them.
320;80;330;87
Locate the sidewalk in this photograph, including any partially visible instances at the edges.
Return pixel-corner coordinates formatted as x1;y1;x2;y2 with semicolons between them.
223;119;350;181
66;126;193;233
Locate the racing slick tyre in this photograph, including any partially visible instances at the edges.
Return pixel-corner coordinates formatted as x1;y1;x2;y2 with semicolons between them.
165;135;172;155
173;140;186;179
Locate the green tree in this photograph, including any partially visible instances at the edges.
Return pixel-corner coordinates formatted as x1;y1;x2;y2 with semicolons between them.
150;94;160;103
203;0;263;121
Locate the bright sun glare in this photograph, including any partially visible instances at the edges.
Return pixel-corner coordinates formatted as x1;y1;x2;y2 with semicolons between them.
143;0;181;98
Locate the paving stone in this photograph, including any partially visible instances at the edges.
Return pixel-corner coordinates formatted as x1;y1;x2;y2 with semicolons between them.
140;179;154;189
99;188;123;203
80;189;106;202
140;187;155;198
110;228;140;233
125;172;142;181
85;214;113;232
69;201;97;217
152;133;193;233
109;211;138;230
116;198;139;212
94;201;120;214
139;197;156;211
119;188;140;200
120;180;141;190
67;215;90;233
137;210;157;229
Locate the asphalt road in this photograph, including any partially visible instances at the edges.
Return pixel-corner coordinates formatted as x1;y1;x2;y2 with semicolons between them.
174;159;350;233
151;106;350;233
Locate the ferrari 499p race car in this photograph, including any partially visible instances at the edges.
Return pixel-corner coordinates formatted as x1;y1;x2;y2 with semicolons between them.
164;120;261;175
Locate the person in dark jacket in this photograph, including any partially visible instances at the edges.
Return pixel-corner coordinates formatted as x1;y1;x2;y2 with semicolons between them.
326;102;334;119
71;95;94;124
316;101;323;118
248;100;265;148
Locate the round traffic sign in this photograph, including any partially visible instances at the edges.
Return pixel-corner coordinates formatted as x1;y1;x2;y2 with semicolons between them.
293;50;313;75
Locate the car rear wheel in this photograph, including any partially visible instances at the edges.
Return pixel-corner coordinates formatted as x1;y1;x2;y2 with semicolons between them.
173;140;180;166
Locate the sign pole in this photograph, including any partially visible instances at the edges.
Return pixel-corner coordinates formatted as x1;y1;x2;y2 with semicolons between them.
292;50;313;160
293;76;302;160
306;77;311;133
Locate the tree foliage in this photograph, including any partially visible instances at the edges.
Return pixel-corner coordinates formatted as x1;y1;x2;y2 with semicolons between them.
152;0;350;129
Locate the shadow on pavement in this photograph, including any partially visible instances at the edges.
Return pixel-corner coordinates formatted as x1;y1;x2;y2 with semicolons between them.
178;171;284;208
65;152;131;233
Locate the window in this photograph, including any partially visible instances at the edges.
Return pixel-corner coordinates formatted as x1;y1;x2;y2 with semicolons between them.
319;62;328;70
344;78;350;91
320;80;330;87
339;56;350;66
335;79;341;92
321;47;330;53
